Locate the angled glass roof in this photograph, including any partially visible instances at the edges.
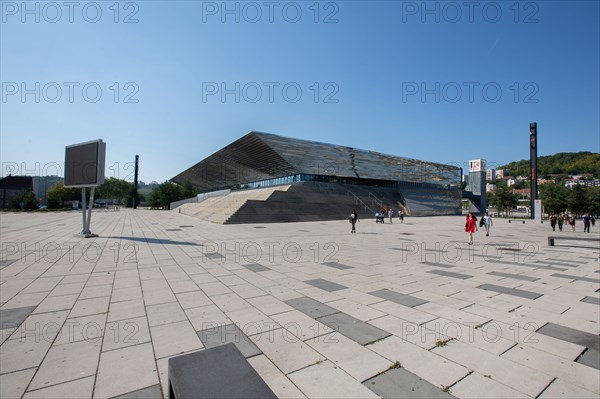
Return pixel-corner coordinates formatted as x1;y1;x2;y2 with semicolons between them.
172;132;461;192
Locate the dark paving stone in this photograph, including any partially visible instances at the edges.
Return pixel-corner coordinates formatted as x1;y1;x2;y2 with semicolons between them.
420;261;455;269
318;312;390;345
534;261;579;268
284;297;340;319
486;259;567;271
545;257;587;264
488;271;539;282
243;263;270;272
179;225;195;228
205;252;224;260
581;296;600;305
537;323;600;352
304;278;348;292
399;233;415;235
0;259;16;269
580;256;598;260
166;228;182;231
364;368;455;398
0;306;37;330
168;343;276;399
253;226;266;229
391;247;410;252
112;384;163;399
477;284;543;300
322;261;353;270
427;270;472;280
369;289;428;308
550;273;599;283
577;348;600;370
197;323;261;358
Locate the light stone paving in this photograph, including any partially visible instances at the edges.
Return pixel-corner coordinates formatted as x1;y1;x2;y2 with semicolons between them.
0;210;599;398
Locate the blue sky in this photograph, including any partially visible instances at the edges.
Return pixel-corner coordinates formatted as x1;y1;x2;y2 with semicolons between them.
1;0;599;183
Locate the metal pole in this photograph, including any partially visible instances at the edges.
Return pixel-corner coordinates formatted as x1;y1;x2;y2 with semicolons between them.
86;187;95;234
81;187;87;234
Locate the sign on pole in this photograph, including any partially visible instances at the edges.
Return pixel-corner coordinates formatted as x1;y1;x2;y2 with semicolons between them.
64;139;106;237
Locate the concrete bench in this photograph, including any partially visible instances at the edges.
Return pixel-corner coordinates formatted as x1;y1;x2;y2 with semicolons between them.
168;343;277;399
507;219;526;224
548;236;600;246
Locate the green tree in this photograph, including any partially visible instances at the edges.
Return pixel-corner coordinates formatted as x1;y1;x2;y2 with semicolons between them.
10;190;39;210
568;184;588;215
46;183;80;209
490;186;518;216
587;186;600;215
148;181;183;209
539;183;569;215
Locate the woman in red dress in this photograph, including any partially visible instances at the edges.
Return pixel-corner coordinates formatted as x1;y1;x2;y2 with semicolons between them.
465;212;478;245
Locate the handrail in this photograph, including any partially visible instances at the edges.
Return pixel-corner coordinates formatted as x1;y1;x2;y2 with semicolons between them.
347;190;375;214
368;192;384;210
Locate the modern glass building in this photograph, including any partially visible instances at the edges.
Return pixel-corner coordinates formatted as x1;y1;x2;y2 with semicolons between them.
172;132;462;219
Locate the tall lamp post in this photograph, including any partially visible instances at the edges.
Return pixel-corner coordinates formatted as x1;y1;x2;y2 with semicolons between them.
529;122;538;219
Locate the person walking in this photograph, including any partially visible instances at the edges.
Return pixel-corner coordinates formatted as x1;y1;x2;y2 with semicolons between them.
483;212;493;236
549;214;557;231
350;208;359;233
388;208;393;223
583;213;591;233
399;210;404;223
465;212;478;245
569;214;576;231
557;213;564;232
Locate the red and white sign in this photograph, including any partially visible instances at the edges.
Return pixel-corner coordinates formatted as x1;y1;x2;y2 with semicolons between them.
469;159;486;173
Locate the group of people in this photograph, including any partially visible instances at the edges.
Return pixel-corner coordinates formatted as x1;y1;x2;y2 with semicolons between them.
549;213;596;232
464;212;493;245
349;207;405;233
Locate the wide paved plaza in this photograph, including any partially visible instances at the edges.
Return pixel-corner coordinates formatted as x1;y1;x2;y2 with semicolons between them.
1;210;599;398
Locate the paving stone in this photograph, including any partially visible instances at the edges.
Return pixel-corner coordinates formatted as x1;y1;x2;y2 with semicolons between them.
326;298;387;321
487;271;540;282
284;296;340;319
23;376;95;398
247;355;306;399
243;263;271;272
427;270;473;280
0;368;36;399
369;336;469;389
577;348;600;370
304;278;348;292
477;283;543;300
107;298;145;322
503;344;600;394
288;360;379;398
102;316;151;352
168;343;276;399
551;273;600;283
581;296;600;305
317;312;390;345
0;259;17;269
249;330;325;374
28;339;102;390
420;261;455;268
94;342;159;398
185;304;231;331
112;384;163;399
0;334;53;374
363;368;454;398
0;306;37;329
197;323;261;358
537;323;600;351
322;261;353;270
247;295;294;316
432;340;554;397
146;301;187;327
306;332;391;381
449;372;525;398
368;289;428;307
486;259;567;271
70;296;111;318
538;378;599;399
150;320;203;359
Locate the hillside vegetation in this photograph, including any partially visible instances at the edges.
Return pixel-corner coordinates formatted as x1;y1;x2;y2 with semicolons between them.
498;152;600;178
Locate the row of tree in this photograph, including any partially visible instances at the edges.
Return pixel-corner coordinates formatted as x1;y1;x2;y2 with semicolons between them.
488;184;600;216
499;152;600;178
147;181;197;209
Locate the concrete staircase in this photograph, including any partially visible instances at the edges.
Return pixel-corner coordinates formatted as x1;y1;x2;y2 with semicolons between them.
176;186;291;224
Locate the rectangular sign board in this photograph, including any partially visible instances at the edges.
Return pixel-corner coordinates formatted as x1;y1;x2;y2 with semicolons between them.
64;140;106;187
469;159;486;173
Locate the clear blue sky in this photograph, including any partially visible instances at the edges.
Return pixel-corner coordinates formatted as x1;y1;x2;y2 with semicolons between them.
1;0;599;183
